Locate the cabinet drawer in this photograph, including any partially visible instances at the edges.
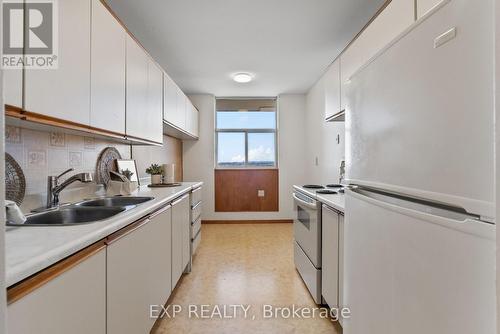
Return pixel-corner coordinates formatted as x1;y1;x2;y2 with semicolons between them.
191;201;202;222
191;187;202;207
192;230;201;255
191;217;201;239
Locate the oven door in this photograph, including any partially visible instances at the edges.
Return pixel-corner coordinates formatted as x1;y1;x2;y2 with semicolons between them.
293;192;321;268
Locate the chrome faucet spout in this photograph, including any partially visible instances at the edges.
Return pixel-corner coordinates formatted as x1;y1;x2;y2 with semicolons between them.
46;171;93;208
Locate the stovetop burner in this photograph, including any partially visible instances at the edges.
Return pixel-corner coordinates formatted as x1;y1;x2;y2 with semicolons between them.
316;189;338;195
303;184;324;189
326;184;343;188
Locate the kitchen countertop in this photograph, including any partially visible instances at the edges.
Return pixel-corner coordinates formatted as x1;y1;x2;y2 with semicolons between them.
293;185;345;213
5;182;203;287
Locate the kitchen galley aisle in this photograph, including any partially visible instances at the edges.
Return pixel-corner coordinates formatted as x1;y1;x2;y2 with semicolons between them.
152;223;341;334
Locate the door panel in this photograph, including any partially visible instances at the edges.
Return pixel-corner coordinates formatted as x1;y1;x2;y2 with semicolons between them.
321;205;339;308
344;190;495;334
91;0;126;134
8;249;106;334
25;0;91;124
107;207;172;334
125;36;148;139
345;0;494;217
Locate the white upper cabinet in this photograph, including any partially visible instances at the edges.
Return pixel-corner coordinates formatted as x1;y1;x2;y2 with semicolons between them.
163;75;199;139
25;0;91;124
146;60;164;143
91;0;126;134
340;0;415;111
4;69;22;108
324;58;341;119
174;85;187;130
187;103;199;137
125;36;162;143
125;36;149;140
417;0;444;18
163;74;177;125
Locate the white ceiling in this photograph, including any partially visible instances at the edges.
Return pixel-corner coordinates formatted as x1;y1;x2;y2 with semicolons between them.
105;0;384;96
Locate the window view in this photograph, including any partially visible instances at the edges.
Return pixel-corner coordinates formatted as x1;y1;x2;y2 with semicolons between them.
216;99;277;167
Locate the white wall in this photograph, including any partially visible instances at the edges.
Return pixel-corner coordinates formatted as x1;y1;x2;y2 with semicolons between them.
304;75;345;184
183;94;307;221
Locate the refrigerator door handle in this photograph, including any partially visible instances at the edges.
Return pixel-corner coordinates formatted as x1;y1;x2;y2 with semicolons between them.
346;188;495;239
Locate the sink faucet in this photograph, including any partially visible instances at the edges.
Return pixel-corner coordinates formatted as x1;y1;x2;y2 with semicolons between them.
46;168;93;208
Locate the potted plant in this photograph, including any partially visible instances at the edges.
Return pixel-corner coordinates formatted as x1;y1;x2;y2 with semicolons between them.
146;164;163;184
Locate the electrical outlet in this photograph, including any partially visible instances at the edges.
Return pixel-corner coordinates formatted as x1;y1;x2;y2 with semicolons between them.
258;190;265;197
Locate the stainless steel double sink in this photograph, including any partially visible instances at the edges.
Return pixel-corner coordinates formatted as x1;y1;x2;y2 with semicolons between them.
7;197;154;227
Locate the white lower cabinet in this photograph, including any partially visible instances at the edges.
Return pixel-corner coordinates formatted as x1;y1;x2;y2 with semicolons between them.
338;214;345;327
172;194;191;287
321;205;340;308
107;206;172;334
7;247;106;334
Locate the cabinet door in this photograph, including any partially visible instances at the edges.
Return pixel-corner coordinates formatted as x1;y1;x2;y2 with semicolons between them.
146;60;164;143
3;5;23;108
90;0;126;134
190;104;199;137
163;74;176;124
417;0;444;18
172;194;190;287
321;205;339;308
324;58;341;119
4;70;22;108
338;214;345;326
8;248;106;334
107;206;172;334
174;86;187;130
340;0;414;111
25;0;91;124
125;36;148;139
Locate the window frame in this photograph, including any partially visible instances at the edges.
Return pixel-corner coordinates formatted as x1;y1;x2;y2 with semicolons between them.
215;110;278;169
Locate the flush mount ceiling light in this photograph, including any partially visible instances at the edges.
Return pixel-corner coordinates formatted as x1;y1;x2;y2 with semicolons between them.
232;72;254;83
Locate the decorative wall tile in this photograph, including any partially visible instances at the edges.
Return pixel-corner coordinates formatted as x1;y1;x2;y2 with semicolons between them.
69;151;83;167
5;126;131;213
84;151;99;169
48;148;68;170
27;150;47;168
84;137;96;150
49;132;66;147
5;126;21;143
24;129;48;149
66;134;84;150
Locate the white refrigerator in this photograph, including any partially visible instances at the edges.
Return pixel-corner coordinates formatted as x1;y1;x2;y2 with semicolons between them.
343;0;496;333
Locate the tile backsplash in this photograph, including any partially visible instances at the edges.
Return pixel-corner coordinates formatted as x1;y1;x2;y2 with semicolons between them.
5;126;131;213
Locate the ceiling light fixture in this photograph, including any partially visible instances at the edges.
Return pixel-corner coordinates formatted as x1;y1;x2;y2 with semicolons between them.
233;72;253;83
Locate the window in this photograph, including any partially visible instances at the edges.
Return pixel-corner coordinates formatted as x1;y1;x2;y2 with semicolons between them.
216;99;277;168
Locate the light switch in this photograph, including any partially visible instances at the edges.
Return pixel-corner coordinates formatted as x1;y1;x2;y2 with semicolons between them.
258;190;265;197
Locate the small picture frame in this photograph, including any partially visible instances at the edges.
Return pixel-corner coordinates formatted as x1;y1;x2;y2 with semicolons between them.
116;159;140;185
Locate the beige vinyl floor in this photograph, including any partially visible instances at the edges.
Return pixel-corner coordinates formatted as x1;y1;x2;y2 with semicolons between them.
152;223;342;334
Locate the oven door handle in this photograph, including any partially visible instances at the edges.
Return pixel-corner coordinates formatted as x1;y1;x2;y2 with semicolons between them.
293;193;317;210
